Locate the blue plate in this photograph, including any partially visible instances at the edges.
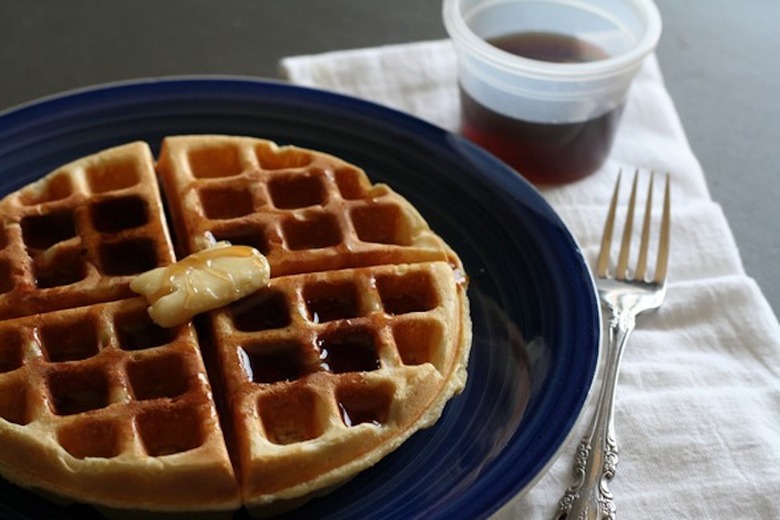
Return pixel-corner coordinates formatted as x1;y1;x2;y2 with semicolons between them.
0;78;600;520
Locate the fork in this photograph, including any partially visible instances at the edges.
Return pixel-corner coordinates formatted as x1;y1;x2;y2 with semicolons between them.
555;171;671;520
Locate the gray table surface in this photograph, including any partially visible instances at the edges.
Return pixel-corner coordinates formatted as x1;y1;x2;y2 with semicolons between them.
1;0;777;316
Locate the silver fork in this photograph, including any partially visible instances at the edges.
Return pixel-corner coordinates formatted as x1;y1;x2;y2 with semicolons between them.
556;171;671;520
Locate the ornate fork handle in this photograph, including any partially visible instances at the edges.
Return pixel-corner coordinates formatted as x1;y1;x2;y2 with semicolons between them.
556;309;636;520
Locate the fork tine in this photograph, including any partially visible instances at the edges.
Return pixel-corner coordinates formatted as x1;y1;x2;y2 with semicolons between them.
615;170;639;280
654;173;672;283
597;171;622;277
635;173;655;281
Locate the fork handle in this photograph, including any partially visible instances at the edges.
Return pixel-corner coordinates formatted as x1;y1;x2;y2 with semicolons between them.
555;311;635;520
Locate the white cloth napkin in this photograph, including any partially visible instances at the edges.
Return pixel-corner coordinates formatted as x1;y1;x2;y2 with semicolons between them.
280;40;780;520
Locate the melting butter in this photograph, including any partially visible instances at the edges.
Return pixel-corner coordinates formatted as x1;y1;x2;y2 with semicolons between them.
130;241;270;327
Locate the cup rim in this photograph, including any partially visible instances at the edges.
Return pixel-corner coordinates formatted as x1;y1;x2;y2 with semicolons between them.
443;0;663;80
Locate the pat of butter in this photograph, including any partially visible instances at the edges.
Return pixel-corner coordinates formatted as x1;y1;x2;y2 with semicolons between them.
130;242;270;327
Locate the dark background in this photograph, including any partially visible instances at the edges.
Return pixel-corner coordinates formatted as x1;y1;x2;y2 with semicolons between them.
1;0;777;314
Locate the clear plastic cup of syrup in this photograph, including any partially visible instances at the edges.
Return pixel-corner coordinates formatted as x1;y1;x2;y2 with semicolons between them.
443;0;662;185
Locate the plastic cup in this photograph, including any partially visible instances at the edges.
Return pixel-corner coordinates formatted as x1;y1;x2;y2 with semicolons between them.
443;0;662;185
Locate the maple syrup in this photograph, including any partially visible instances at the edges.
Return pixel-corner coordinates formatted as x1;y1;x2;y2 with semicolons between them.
460;32;623;184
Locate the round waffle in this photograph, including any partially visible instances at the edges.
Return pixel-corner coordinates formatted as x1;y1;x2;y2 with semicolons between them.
0;135;471;515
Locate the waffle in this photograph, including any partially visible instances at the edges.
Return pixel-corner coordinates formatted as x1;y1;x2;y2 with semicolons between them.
0;142;176;319
155;135;454;275
0;135;472;515
0;297;239;511
212;261;469;510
